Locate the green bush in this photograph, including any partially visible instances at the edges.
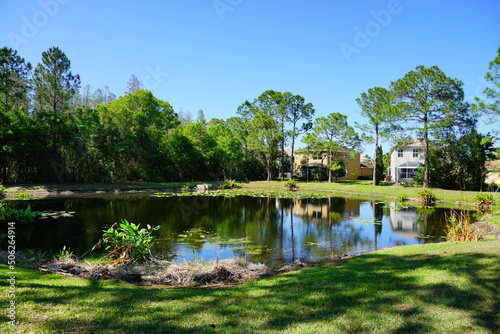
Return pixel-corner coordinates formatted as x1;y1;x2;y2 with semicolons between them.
284;179;298;190
474;193;495;214
418;189;437;207
0;184;5;199
379;181;390;186
0;203;36;223
219;179;242;189
93;219;160;264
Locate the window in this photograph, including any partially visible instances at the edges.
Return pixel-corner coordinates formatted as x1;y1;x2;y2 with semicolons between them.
400;168;418;179
412;148;419;158
397;149;403;158
313;152;323;159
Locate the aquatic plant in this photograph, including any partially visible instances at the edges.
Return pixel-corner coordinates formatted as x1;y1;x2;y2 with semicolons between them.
93;219;161;264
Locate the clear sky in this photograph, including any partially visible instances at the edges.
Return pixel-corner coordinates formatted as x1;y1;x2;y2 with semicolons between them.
1;0;499;154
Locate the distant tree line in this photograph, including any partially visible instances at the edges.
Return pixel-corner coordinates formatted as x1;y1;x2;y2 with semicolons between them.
0;46;498;190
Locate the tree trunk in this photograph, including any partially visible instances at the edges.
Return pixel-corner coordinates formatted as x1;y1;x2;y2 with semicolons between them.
423;116;430;188
373;127;379;186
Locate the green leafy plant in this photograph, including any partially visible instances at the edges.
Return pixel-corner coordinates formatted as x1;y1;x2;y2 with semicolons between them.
474;193;495;214
284;179;298;190
379;180;390;186
0;203;36;223
57;246;75;260
398;194;408;202
93;219;160;264
418;189;436;207
219;179;242;189
0;184;5;199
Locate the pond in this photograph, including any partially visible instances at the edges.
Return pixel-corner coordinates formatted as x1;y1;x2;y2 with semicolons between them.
8;194;473;266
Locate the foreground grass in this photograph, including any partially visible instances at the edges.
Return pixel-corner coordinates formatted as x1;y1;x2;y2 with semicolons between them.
1;242;498;333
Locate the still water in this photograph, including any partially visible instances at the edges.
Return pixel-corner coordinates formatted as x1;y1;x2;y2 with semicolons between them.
11;194;467;266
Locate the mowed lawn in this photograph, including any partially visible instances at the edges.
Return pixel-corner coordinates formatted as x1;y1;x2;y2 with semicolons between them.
1;241;498;333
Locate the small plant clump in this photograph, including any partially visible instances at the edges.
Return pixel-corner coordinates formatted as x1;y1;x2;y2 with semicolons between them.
219;179;243;189
474;193;495;214
0;203;36;223
0;184;5;199
284;179;299;190
418;189;436;207
93;219;160;264
445;210;483;242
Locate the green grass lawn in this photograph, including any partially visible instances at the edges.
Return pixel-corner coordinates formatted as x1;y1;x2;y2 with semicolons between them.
244;180;500;207
1;241;498;333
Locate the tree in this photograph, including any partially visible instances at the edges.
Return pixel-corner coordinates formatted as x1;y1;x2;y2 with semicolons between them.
0;47;32;182
238;90;283;182
0;47;31;113
375;145;385;184
391;65;465;188
282;92;314;178
303;112;361;183
32;46;81;182
474;46;500;126
33;47;81;114
356;87;401;185
125;74;143;94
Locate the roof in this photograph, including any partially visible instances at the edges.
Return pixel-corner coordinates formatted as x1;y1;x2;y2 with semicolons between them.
486;160;500;170
397;161;421;168
300;163;330;168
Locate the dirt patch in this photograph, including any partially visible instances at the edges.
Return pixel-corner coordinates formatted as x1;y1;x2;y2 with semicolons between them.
37;256;349;288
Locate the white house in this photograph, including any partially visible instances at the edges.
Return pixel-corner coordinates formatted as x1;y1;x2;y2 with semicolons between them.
389;137;425;184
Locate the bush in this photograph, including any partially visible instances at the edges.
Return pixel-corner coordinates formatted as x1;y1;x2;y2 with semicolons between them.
357;175;372;180
0;203;36;223
0;184;5;199
284;179;298;190
93;219;160;264
379;181;390;186
474;193;495;214
418;189;436;207
219;179;243;189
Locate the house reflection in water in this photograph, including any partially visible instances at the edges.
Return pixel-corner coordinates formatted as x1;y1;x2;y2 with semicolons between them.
286;197;361;225
388;204;422;238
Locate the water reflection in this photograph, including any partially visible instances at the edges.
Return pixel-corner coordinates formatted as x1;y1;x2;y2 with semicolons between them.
5;195;473;266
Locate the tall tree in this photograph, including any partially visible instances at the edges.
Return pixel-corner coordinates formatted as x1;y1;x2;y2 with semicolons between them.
238;90;283;181
473;46;500;125
356;87;400;185
125;74;143;94
303;112;361;183
32;46;81;182
282;92;314;178
0;47;32;182
390;65;464;188
33;47;81;114
0;47;31;113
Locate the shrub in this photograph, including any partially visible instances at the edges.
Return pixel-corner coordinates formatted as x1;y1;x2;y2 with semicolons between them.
418;189;436;207
284;179;298;190
445;210;483;241
398;194;408;202
0;203;36;223
219;179;243;189
93;219;160;264
379;181;390;186
0;184;5;199
474;193;495;214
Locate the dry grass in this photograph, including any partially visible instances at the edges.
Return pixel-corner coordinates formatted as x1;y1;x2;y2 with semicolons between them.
445;210;486;241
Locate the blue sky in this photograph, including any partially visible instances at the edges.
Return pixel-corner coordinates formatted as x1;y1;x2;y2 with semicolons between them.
1;0;499;154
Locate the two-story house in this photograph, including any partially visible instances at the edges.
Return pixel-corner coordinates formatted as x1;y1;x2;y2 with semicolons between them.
290;149;372;180
389;137;425;184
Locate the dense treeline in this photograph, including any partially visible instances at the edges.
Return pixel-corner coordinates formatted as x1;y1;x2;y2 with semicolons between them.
0;46;499;189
